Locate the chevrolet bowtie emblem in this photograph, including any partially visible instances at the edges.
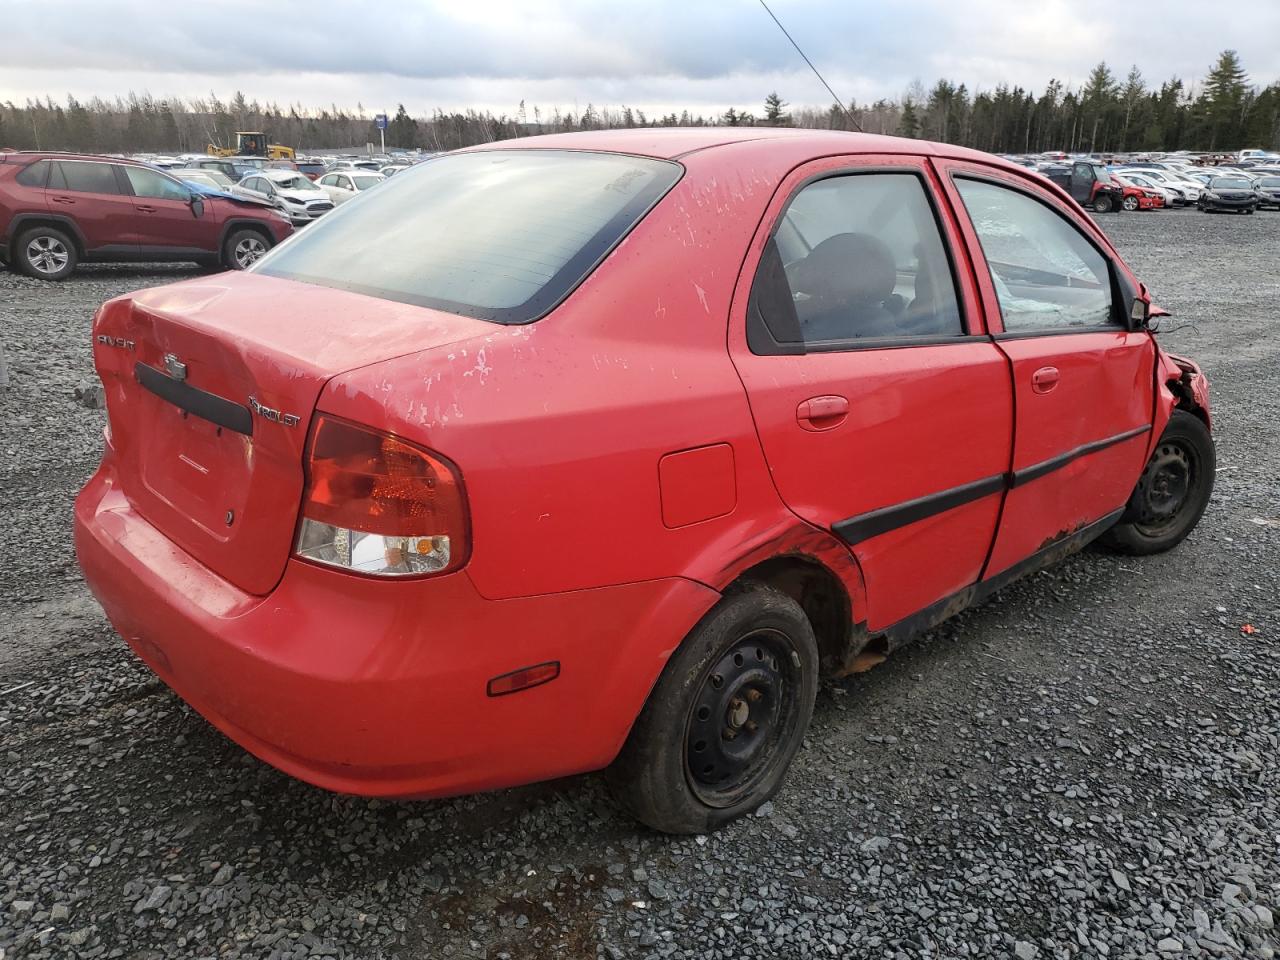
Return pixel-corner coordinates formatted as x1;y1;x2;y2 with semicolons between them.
163;353;188;381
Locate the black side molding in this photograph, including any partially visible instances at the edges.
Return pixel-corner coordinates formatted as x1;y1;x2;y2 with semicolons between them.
833;474;1006;546
874;507;1125;651
134;362;253;437
1011;424;1151;488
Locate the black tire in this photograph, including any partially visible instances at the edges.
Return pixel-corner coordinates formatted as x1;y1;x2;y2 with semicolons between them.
1098;410;1214;556
14;226;78;280
1122;195;1140;212
606;584;819;834
222;228;272;270
1092;193;1114;214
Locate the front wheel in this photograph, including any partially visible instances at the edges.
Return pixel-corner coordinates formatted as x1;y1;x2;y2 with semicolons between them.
1098;410;1214;556
222;228;271;270
607;584;818;834
1122;195;1140;212
1093;193;1114;213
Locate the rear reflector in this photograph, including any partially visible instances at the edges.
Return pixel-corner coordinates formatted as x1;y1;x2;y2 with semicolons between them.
487;662;560;697
294;414;469;578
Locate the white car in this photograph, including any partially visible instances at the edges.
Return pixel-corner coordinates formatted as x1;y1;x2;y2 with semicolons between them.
1120;167;1202;204
232;169;335;225
317;170;386;205
174;168;235;192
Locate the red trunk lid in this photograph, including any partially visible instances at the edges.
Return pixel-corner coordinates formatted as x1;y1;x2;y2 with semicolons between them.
92;272;490;595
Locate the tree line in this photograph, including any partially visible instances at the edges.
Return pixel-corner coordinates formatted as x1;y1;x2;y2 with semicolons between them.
1;50;1274;156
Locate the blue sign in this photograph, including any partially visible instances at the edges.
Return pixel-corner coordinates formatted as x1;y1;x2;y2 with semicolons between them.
375;113;388;130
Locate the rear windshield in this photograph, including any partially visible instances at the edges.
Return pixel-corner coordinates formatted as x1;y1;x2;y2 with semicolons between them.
253;150;681;323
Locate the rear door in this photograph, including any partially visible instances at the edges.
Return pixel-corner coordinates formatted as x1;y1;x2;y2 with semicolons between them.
120;165;214;254
48;160;140;254
729;156;1013;632
936;161;1155;581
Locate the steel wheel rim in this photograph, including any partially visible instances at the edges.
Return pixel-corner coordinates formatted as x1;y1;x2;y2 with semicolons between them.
684;627;800;808
234;237;266;268
27;236;69;274
1132;439;1196;537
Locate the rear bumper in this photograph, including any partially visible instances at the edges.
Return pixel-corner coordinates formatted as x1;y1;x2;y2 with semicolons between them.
74;460;718;799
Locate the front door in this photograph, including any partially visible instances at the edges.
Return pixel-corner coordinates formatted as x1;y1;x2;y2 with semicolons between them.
937;162;1156;581
1069;162;1097;205
120;165;213;254
729;156;1013;632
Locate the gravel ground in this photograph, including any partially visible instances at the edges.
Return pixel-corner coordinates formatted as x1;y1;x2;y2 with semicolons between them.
1;209;1277;960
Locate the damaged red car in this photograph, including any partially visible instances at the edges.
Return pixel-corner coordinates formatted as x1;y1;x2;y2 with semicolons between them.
75;129;1214;834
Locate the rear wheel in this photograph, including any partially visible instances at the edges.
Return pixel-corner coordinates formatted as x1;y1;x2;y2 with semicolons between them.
607;584;818;834
1098;410;1214;556
1092;193;1114;213
15;226;78;280
222;228;271;270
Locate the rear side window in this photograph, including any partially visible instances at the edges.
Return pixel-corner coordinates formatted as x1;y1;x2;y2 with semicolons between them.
53;161;121;195
15;160;51;187
254;150;681;324
955;178;1115;333
749;172;963;352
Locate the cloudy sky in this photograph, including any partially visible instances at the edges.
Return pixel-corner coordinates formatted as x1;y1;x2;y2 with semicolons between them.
3;0;1278;116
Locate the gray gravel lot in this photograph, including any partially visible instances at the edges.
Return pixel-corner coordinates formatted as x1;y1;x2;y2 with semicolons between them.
1;209;1278;960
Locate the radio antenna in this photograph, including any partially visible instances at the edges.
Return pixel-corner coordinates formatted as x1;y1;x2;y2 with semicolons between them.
756;0;861;132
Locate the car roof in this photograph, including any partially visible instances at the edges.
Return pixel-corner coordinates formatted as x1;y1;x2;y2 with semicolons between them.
464;126;1010;167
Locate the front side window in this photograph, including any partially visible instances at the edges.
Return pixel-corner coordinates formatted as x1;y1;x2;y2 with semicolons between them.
52;161;120;195
124;166;190;201
749;172;963;351
254;150;681;324
955;178;1115;333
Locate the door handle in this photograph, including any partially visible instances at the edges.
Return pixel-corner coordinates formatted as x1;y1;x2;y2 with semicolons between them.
136;204;157;213
50;195;75;205
797;395;849;430
1031;366;1060;394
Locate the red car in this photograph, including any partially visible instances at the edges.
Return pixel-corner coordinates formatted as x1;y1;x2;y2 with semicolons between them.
74;129;1214;834
0;152;293;279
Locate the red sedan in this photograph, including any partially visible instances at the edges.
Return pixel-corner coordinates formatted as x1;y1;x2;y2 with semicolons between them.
75;129;1214;834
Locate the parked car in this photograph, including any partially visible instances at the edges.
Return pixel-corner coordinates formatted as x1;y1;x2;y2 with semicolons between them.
329;158;382;172
1111;172;1170;209
1253;175;1280;209
1040;160;1125;212
0;152;293;278
1120;167;1203;204
232;169;335;224
174;168;235;192
75;130;1213;834
317;169;385;204
295;159;327;181
1198;176;1259;213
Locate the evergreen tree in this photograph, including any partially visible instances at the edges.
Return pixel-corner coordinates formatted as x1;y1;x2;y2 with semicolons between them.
899;100;920;138
763;91;789;126
1197;50;1249;149
388;103;417;148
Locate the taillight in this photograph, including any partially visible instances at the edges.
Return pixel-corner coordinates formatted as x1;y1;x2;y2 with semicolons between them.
293;414;469;577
